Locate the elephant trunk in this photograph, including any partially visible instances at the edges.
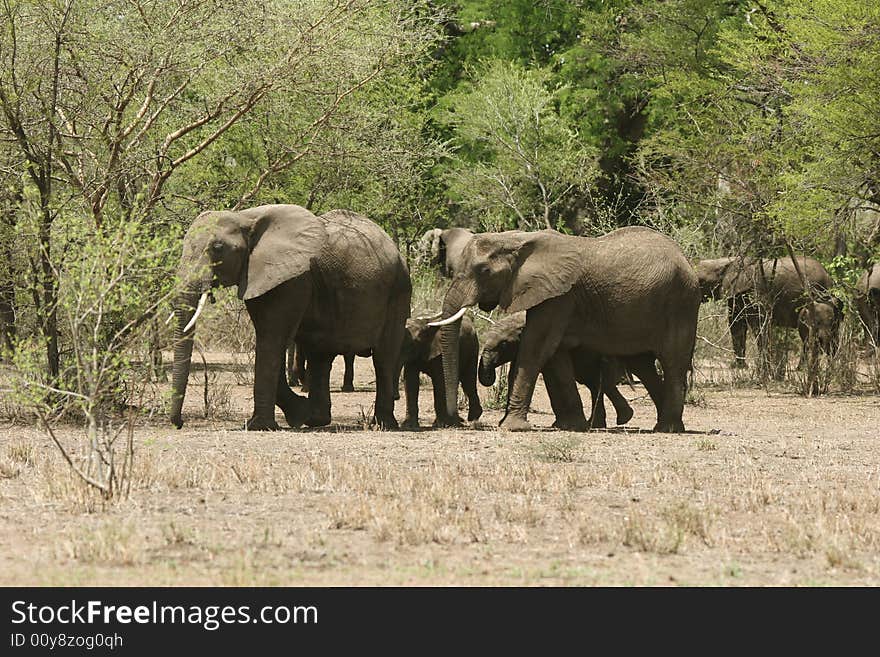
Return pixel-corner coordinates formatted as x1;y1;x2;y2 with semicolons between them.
436;278;478;419
169;288;203;429
478;352;497;387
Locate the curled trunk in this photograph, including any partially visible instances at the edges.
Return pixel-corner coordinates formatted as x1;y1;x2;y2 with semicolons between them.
169;290;200;428
478;353;497;387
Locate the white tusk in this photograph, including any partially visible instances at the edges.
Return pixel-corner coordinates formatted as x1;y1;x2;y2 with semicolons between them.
428;306;468;327
414;311;443;321
164;311;175;325
183;292;208;333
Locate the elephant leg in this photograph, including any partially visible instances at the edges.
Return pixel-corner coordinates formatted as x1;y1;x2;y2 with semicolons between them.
401;364;421;429
245;278;310;431
622;353;664;428
304;353;333;427
371;305;406;430
276;367;308;428
572;359;606;429
728;297;748;368
502;299;571;432
604;381;633;426
543;350;588;431
460;346;483;423
341;352;355;392
498;357;517;427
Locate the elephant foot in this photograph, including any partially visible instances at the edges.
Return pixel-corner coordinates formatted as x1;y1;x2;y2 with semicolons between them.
653;418;685;434
170;414;183;430
341;383;355;393
401;417;420;430
246;416;281;431
586;415;607;430
555;415;589;431
615;405;634;426
373;413;399;430
433;414;463;428
304;413;331;428
730;358;748;369
500;415;532;432
467;402;483;422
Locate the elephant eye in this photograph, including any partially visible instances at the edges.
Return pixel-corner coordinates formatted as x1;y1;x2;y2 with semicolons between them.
209;241;224;255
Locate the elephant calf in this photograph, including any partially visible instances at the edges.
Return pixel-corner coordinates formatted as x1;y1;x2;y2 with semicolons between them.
478;312;633;429
797;297;842;366
399;314;482;428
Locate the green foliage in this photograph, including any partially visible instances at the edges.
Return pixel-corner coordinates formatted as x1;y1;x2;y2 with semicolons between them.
439;59;597;230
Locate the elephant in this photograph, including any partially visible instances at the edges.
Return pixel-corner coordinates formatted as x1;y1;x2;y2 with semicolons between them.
287;341;357;393
855;262;879;347
797;296;843;366
478;311;634;429
418;227;475;277
170;204;411;430
430;227;700;433
398;313;482;428
695;255;835;368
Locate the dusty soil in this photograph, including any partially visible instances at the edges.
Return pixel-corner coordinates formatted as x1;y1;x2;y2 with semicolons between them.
1;353;878;586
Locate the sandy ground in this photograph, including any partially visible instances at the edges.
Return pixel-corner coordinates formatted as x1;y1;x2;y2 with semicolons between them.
0;352;878;586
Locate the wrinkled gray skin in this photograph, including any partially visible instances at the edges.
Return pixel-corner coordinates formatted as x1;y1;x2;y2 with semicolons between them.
170;205;410;431
436;227;700;433
397;314;482;428
855;263;880;347
478;312;633;429
695;256;835;368
418;227;475;277
287;342;357;393
797;297;843;366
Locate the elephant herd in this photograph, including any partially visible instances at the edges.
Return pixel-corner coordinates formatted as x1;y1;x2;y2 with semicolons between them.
169;204;880;434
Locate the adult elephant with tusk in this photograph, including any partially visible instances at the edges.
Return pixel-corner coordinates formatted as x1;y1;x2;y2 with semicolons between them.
430;227;701;433
170;205;410;431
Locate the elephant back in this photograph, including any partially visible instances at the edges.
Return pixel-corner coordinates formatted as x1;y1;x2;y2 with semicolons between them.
318;209;410;292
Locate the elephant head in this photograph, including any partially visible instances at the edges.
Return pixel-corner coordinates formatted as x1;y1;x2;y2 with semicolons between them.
477;312;526;387
694;256;758;301
169;204;326;428
430;230;583;418
417;227;475;278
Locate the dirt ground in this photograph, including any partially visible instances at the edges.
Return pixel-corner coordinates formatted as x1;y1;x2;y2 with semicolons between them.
1;352;879;586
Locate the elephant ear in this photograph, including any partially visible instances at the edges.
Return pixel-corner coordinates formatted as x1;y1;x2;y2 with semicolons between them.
501;231;583;314
239;205;327;300
721;259;755;297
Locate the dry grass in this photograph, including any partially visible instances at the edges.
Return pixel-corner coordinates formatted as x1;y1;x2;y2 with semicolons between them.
1;350;879;586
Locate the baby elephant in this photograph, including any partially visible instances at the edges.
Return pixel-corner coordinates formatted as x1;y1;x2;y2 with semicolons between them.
797;296;843;366
479;312;633;429
399;314;483;428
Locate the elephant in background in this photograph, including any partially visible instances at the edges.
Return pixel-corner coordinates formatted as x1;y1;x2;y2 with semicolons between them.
478;311;633;429
398;314;482;428
797;296;843;366
417;227;475;277
855;263;879;347
695;255;835;368
431;227;700;433
287;341;357;393
170;205;410;430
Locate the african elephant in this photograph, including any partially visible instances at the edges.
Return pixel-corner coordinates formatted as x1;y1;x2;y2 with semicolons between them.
797;297;843;364
170;205;411;430
695;255;835;368
855;263;879;347
478;311;633;429
431;227;700;433
287;342;357;393
398;314;482;428
418;227;475;277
